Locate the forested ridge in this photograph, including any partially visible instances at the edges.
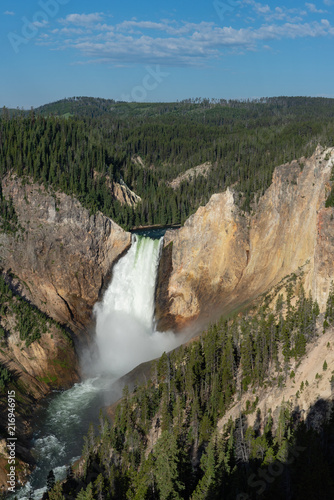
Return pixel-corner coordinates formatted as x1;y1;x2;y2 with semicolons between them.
1;96;334;229
45;278;334;499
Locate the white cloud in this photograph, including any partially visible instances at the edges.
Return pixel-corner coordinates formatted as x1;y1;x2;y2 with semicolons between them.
243;0;307;21
39;14;334;66
59;13;105;26
3;10;15;16
32;20;49;28
323;0;334;5
60;27;89;35
116;20;215;36
252;1;271;15
305;2;326;13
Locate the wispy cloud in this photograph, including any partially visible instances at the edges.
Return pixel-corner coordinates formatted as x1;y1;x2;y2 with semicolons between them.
242;0;307;22
32;20;49;28
305;2;327;13
115;20;219;36
59;13;106;26
34;10;334;66
3;10;15;16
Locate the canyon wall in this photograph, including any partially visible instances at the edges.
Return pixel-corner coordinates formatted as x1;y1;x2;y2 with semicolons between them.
0;177;132;490
0;176;131;333
156;146;334;331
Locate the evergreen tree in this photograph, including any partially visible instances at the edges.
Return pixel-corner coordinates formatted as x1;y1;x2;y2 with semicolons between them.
46;470;55;491
75;483;94;500
324;282;334;331
153;431;185;500
48;481;65;500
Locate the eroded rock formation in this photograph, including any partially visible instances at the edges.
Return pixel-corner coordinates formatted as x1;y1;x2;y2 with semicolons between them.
0;322;79;491
156;146;334;330
0;177;131;491
155;188;249;330
0;176;131;333
113;179;142;206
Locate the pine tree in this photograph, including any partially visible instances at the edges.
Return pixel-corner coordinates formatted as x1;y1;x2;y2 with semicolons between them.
191;439;217;499
234;414;249;463
46;470;55;491
129;453;157;500
76;483;94;500
153;431;185;500
48;481;65;500
94;473;104;500
324;282;334;331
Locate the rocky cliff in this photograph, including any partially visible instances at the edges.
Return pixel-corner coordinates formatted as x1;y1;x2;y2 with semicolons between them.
156;146;334;331
0;176;131;491
0;319;79;492
0;175;131;333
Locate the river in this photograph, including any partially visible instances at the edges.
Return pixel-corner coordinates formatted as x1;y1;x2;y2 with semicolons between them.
13;232;183;499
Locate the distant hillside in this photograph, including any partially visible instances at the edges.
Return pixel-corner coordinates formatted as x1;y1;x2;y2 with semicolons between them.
35;96;192;118
34;95;334;120
2;96;334;229
36;96;117;118
0;107;26;118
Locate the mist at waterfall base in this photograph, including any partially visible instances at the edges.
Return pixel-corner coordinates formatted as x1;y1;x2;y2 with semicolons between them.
13;234;186;499
93;235;183;377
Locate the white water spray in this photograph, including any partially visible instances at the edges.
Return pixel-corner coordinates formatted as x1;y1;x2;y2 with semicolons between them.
94;235;181;376
13;234;184;499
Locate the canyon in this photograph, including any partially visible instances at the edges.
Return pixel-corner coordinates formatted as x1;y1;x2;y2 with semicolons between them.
1;144;334;493
2;147;333;343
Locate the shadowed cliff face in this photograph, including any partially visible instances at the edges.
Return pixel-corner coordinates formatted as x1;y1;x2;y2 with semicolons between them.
0;176;131;333
156;146;334;331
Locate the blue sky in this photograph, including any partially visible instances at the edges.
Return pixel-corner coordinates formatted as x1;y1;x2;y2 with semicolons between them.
1;0;334;108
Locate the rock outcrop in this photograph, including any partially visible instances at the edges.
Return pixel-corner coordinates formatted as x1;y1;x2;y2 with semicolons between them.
155;188;249;330
168;162;212;190
156;146;334;331
0;324;79;492
0;176;131;333
0;327;79;398
113;179;142;207
94;170;141;207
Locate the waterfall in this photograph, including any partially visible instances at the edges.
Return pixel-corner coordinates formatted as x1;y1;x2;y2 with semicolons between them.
13;233;183;499
94;234;180;377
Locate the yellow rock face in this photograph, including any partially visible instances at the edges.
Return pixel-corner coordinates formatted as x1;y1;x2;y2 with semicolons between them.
156;146;334;331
